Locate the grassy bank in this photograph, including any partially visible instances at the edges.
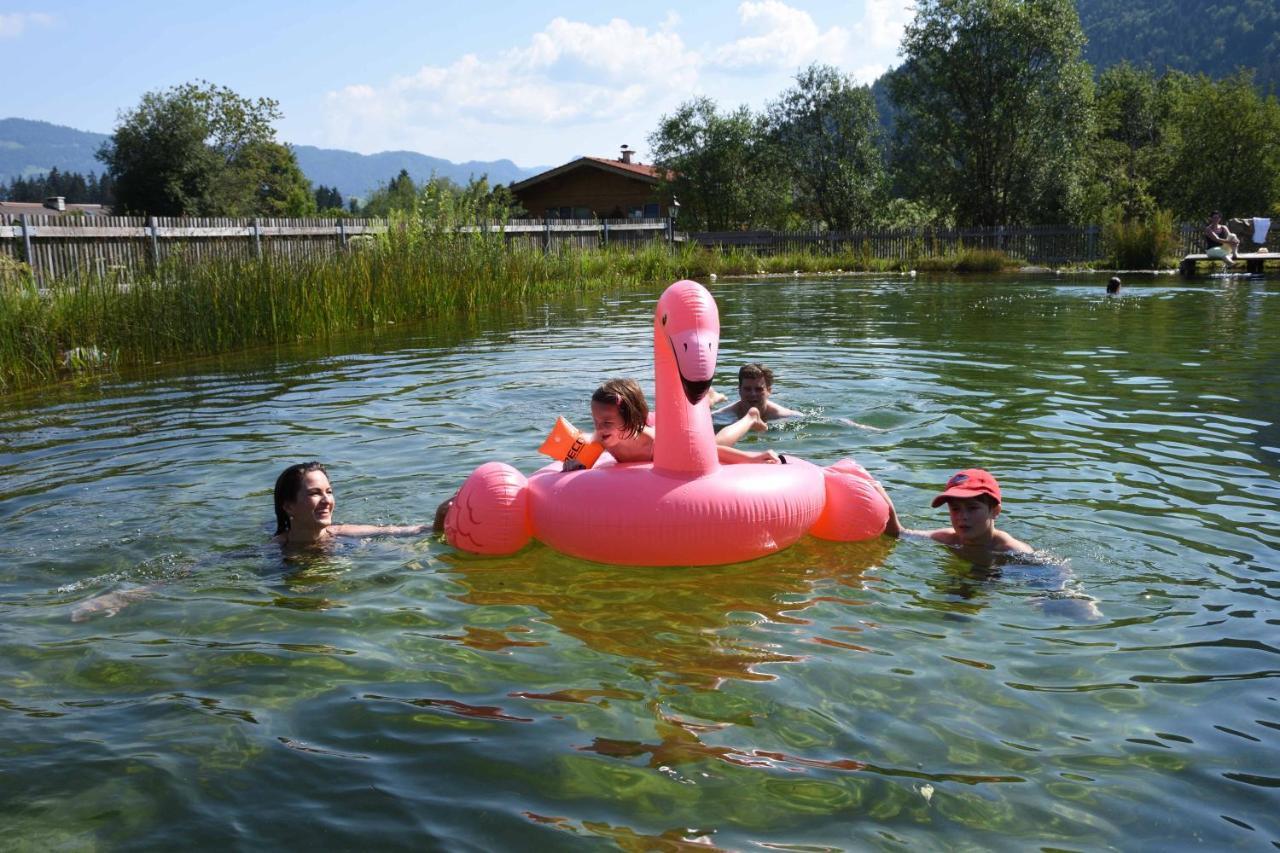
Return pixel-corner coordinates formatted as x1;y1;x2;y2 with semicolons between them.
0;228;1018;391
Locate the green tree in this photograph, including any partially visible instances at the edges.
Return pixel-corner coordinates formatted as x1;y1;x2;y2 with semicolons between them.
3;169;113;204
648;97;789;230
1082;62;1170;220
314;185;343;212
359;169;421;217
97;80;303;217
236;142;316;217
1155;70;1280;219
889;0;1094;225
766;64;887;230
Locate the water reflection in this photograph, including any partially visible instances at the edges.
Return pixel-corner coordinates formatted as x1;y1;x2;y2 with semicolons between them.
444;536;893;690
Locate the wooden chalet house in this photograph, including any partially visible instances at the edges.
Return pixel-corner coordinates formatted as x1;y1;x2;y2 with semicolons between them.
510;146;673;220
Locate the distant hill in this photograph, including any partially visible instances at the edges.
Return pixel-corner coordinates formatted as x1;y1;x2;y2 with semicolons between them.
0;118;547;202
1077;0;1279;93
0;118;110;182
290;145;544;202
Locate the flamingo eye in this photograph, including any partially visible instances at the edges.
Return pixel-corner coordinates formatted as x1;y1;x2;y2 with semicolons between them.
661;313;667;326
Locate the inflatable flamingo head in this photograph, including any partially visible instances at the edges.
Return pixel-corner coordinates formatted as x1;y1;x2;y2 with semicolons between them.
656;279;720;405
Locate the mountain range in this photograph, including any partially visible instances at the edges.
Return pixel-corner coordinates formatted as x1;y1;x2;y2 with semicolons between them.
0;118;546;202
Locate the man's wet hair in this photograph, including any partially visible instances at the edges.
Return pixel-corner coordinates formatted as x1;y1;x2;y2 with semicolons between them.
738;363;775;388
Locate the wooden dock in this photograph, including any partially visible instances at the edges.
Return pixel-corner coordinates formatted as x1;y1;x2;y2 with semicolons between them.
1179;251;1280;276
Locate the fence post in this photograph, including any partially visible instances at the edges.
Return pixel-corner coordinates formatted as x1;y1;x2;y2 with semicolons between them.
19;214;41;286
252;218;262;259
544;218;551;253
603;220;610;247
148;215;160;272
1086;225;1097;260
338;218;347;250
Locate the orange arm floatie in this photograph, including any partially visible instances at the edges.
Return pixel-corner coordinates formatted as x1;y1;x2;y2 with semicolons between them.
537;416;605;468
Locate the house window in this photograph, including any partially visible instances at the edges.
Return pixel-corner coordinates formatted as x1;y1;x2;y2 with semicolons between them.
644;203;660;218
559;206;573;219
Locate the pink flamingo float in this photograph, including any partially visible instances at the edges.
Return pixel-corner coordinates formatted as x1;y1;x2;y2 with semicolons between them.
444;279;889;566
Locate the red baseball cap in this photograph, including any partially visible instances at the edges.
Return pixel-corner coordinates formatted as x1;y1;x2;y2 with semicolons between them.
931;469;1002;507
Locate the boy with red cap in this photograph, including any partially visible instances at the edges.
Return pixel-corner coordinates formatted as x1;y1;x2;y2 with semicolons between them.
874;468;1032;563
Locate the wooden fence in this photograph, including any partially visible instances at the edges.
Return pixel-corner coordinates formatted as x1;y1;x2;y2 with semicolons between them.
691;223;1208;265
0;215;674;284
2;216;1211;283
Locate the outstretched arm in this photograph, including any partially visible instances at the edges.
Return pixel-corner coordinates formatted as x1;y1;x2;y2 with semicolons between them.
870;480;946;540
331;523;430;537
871;480;903;537
716;445;779;465
767;401;803;418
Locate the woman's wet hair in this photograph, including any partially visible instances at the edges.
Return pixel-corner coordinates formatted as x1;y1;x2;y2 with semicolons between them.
592;378;649;437
274;462;328;535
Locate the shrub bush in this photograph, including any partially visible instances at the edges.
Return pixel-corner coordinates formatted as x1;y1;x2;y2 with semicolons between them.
1103;208;1178;269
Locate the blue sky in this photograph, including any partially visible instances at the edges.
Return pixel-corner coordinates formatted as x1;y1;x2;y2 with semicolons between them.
2;1;912;167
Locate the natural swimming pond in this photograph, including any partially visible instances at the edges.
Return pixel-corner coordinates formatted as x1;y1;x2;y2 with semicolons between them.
1;273;1277;849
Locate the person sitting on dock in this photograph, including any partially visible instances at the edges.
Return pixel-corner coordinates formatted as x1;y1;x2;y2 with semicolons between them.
1204;210;1240;266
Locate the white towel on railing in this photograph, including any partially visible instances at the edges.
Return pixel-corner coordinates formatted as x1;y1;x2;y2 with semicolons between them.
1253;217;1271;244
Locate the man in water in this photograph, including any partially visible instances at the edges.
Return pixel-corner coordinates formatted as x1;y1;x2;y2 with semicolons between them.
715;363;801;422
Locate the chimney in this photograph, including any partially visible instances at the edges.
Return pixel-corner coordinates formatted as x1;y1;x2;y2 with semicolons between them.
619;145;634;165
44;196;66;212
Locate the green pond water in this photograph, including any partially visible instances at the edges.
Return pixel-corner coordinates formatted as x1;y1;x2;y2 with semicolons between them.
1;273;1277;850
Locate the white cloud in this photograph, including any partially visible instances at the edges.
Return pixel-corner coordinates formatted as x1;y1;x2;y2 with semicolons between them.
862;0;914;52
0;12;54;38
845;0;914;81
711;1;850;71
323;16;700;158
316;5;912;163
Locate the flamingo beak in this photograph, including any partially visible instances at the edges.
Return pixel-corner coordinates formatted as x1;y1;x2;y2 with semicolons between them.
669;329;716;404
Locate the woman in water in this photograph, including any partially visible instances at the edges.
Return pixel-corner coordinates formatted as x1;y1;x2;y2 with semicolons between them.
72;462;429;621
273;462;429;546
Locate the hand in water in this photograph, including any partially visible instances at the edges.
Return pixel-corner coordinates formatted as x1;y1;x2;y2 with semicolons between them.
71;588;150;622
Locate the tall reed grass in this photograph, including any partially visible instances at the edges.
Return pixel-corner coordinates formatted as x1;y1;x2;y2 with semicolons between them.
0;223;1020;391
1103;209;1178;269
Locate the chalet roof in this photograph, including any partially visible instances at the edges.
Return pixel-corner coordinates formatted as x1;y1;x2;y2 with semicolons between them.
0;201;110;217
510;156;670;192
